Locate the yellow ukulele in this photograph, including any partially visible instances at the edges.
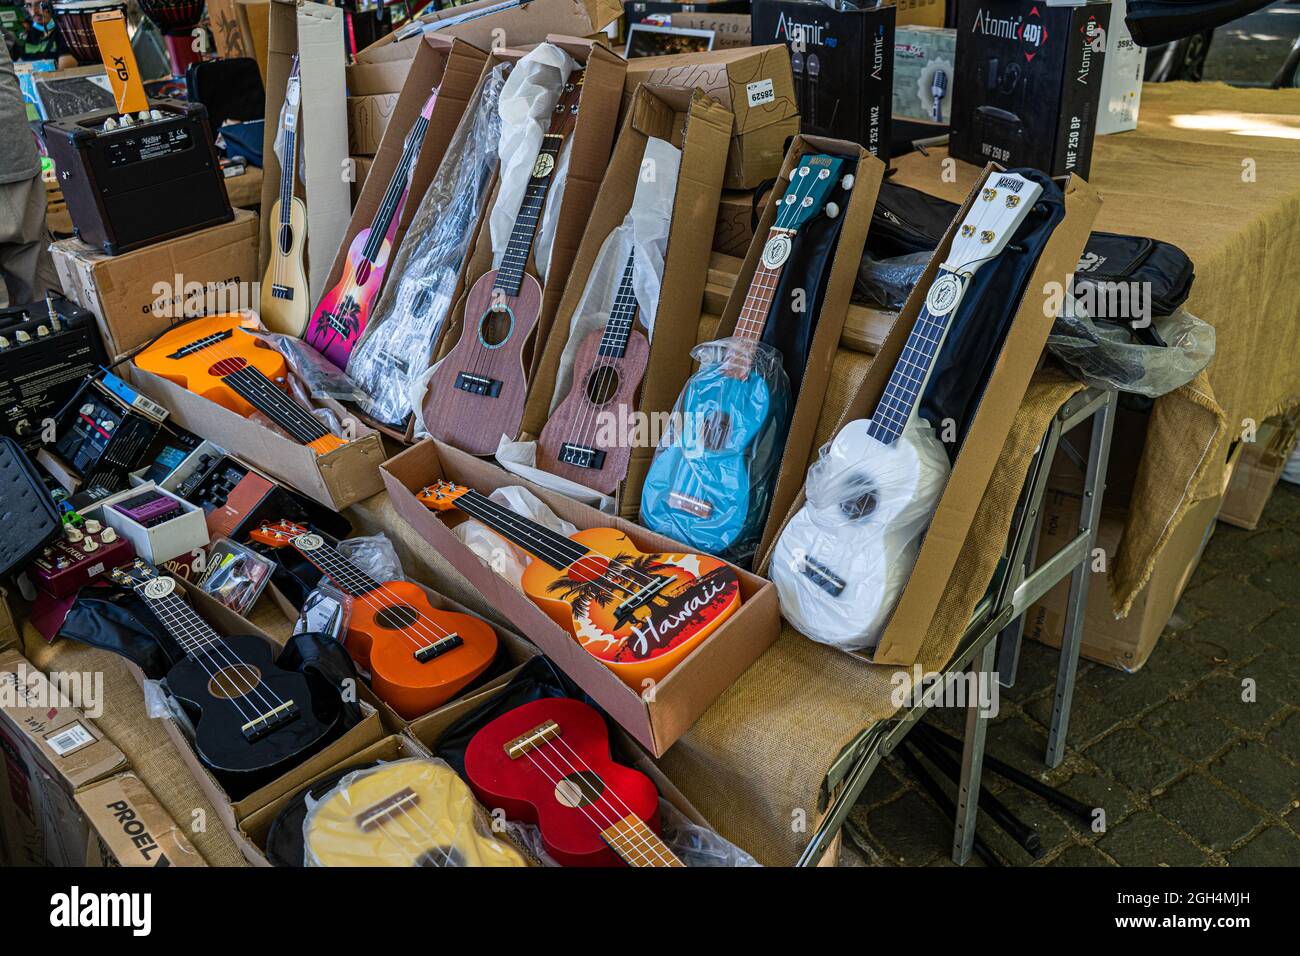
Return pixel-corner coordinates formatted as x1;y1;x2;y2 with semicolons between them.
304;759;529;867
260;55;310;336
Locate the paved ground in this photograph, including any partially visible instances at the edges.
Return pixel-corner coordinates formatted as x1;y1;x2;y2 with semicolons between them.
839;480;1300;867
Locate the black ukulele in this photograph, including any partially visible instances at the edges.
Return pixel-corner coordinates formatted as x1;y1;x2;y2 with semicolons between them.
111;560;346;797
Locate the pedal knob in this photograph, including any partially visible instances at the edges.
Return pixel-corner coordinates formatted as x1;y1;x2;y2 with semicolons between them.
841;173;855;191
85;519;102;534
83;537;99;553
64;526;83;543
101;527;118;543
825;202;841;220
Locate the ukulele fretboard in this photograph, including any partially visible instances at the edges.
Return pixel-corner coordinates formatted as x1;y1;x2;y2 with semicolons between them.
450;490;589;571
597;250;639;358
600;814;685;867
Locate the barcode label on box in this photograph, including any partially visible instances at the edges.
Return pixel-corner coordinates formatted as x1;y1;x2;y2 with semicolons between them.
746;79;775;108
46;721;95;756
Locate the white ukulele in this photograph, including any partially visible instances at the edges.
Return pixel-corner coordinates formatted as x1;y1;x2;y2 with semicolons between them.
771;171;1044;651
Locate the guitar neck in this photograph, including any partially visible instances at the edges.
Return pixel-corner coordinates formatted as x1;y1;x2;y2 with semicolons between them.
598;250;639;358
494;133;565;297
448;490;589;571
277;126;297;224
221;366;331;446
867;265;963;445
601;814;684;867
362;112;431;262
290;539;382;597
138;588;226;659
733;240;787;342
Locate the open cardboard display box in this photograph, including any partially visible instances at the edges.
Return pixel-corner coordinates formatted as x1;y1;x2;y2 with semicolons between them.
518;84;734;521
381;438;782;756
720;135;885;562
123;580;387;843
759;164;1103;667
259;572;542;733
359;0;623;60
123;322;387;513
418;37;628;439
258;0;351;303
321;35;488;323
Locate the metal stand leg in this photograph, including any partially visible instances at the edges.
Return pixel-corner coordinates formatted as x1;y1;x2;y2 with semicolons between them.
1046;390;1115;767
953;639;997;864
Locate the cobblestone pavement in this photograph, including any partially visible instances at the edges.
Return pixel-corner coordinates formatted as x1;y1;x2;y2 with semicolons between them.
841;481;1300;867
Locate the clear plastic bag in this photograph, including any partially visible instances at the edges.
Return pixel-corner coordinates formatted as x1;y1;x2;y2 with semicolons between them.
452;486;578;590
855;251;929;310
770;415;951;651
336;532;404;583
348;63;509;427
502;798;759;868
292;580;351;643
302;758;530;867
1047;305;1215;398
640;336;792;565
197;537;274;615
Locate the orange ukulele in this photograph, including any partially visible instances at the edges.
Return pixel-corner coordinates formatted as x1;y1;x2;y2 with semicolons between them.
134;313;346;456
417;482;742;690
250;520;498;719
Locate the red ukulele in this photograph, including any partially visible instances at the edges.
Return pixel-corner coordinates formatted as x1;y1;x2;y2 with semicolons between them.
536;249;649;494
250;520;497;719
423;70;585;455
464;697;683;867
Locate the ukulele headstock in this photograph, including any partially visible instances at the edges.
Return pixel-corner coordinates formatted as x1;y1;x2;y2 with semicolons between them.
944;171;1043;274
416;481;469;511
250;519;310;548
551;68;585;137
772;153;848;234
110;558;161;590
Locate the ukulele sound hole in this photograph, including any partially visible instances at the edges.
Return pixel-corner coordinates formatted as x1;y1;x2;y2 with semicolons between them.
416;846;466;867
375;604;421;630
554;771;605;809
478;307;515;349
584;366;621;406
207;664;262;700
839;474;879;521
278;223;293;256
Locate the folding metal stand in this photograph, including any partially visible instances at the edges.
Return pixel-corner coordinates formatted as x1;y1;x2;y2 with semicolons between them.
795;387;1116;867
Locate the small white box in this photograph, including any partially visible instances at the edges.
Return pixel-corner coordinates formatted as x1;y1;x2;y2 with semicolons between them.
1097;0;1146;135
91;484;210;565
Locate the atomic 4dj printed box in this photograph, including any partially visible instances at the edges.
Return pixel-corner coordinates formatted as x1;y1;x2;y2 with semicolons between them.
752;0;895;163
949;0;1112;178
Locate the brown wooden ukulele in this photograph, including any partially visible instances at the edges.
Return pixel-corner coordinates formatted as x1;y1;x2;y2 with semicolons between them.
423;69;585;456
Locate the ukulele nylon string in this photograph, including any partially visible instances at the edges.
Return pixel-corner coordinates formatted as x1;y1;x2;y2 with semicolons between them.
563;249;636;455
144;597;265;723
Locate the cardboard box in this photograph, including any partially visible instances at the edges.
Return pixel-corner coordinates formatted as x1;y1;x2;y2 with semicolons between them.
50;210;259;360
893;25;956;124
349;155;375;206
894;0;947;28
422;37;627;423
346;92;400;156
324;37;487;322
519;85;733;520
1219;421;1296;530
624;45;800;190
1027;477;1222;673
381;438;783;756
762;166;1102;666
360;0;622;59
237;1;271;82
124;582;386;842
752;1;896;162
126;356;387;512
721;135;885;561
950;1;1111;178
74;772;207;866
1096;0;1145;135
671;12;752;48
208;0;253;59
258;0;351;305
91;483;210;565
0;648;129;866
712;188;755;257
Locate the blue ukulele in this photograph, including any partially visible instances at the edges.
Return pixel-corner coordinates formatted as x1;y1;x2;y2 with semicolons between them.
640;153;852;562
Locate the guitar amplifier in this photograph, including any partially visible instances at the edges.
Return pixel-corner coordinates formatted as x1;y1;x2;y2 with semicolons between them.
0;296;106;452
43;99;234;256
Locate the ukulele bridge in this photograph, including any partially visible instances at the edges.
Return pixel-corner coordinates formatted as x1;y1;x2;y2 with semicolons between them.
505;720;561;759
240;700;300;741
356;787;419;831
558;443;606;470
167;329;233;359
271;285;295;301
454;372;503;397
798;555;846;597
667;491;712;519
611;574;673;628
413;634;463;663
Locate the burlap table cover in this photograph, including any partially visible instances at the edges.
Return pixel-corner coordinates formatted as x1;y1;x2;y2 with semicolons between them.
892;82;1300;613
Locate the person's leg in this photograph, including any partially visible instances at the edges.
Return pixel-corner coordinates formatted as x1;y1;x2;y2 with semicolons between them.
0;171;61;309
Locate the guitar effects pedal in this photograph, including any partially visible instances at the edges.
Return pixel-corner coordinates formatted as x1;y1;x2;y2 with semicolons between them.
31;520;136;598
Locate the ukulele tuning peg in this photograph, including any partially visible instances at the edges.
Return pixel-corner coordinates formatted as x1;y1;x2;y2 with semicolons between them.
825;202;841;219
841;173;855;191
